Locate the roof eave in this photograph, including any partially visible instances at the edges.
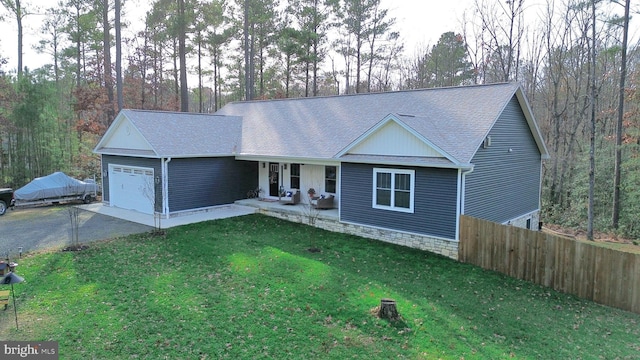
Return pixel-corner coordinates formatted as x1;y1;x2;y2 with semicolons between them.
350;159;473;170
163;153;237;158
94;147;159;158
514;87;550;159
235;154;341;165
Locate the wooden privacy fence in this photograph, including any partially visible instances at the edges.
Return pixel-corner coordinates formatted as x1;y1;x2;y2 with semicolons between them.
459;215;640;314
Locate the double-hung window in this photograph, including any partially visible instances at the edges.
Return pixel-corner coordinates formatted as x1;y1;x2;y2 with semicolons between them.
290;164;300;189
373;168;415;213
325;166;337;193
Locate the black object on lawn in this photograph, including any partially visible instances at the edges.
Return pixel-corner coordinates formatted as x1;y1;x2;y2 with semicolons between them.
1;272;24;330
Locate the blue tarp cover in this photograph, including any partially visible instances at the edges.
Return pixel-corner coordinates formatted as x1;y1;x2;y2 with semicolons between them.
14;172;97;201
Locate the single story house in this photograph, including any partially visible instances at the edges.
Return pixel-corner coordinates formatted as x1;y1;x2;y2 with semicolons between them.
94;82;549;258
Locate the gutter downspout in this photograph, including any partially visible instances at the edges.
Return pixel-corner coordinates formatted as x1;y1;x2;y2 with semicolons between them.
163;157;172;218
538;160;544;230
99;157;105;203
456;166;474;242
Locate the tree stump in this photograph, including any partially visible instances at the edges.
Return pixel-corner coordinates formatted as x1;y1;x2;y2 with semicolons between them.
378;298;400;321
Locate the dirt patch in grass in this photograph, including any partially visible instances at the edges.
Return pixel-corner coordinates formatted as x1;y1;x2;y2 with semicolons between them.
61;245;89;252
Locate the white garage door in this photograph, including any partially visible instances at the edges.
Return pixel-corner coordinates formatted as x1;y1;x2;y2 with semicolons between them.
109;165;155;214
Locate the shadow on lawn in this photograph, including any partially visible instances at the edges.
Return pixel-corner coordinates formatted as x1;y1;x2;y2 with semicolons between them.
165;216;470;321
182;216;640;356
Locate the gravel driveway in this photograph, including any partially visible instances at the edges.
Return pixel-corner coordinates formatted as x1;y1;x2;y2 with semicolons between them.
0;204;153;258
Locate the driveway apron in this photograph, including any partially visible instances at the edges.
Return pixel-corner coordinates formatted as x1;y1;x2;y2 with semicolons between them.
0;205;152;257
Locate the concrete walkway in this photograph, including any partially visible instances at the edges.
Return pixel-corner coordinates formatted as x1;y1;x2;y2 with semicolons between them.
78;203;258;228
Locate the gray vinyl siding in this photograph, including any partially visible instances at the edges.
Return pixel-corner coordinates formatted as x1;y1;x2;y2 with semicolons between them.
341;163;458;239
101;155;162;212
167;158;258;212
464;96;542;223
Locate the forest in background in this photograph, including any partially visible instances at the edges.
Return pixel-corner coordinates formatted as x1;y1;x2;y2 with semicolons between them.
0;0;638;239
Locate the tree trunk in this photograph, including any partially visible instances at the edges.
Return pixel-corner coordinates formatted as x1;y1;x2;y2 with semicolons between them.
312;37;318;96
249;22;255;100
140;29;148;109
587;0;597;241
612;0;630;229
213;47;219;111
172;38;179;109
244;0;250;100
16;0;23;78
102;0;115;125
75;3;81;87
115;0;124;111
198;31;203;113
178;0;188;112
0;0;26;77
378;298;399;321
153;38;159;109
355;36;362;93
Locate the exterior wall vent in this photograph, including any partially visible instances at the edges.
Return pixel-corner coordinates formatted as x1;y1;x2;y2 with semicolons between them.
483;136;492;149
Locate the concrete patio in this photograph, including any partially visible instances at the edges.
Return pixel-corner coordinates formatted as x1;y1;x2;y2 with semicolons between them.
79;198;338;229
79;202;257;228
235;198;339;221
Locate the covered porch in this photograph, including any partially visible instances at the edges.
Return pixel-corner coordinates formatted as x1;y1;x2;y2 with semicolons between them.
235;198;339;222
244;160;340;209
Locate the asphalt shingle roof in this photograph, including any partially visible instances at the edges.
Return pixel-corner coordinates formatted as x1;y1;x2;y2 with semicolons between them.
106;110;243;157
96;83;542;166
215;82;522;164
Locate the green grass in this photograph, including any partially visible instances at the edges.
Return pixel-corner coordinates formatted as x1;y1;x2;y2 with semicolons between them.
1;214;638;359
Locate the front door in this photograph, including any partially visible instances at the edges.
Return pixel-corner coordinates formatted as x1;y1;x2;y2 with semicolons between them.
269;163;280;196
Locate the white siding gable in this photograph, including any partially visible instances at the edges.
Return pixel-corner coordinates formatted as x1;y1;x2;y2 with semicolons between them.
103;118;153;151
348;121;441;157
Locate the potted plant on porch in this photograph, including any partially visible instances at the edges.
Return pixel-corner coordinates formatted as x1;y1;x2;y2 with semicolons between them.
307;188;317;199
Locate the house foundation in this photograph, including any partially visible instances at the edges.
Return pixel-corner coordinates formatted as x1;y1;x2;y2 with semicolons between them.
253;204;459;260
505;210;541;231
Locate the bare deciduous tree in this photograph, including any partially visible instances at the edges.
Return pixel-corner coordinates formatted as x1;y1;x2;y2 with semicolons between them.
473;0;526;82
0;0;28;77
612;0;631;229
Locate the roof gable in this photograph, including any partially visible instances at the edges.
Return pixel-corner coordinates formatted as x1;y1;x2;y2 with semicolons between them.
339;114;450;159
97;115;154;153
94;110;243;158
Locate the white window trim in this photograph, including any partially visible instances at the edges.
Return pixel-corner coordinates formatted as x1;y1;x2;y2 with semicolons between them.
325;165;337;194
372;168;415;213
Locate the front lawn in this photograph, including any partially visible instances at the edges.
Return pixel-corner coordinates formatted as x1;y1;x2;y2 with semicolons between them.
1;214;638;359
